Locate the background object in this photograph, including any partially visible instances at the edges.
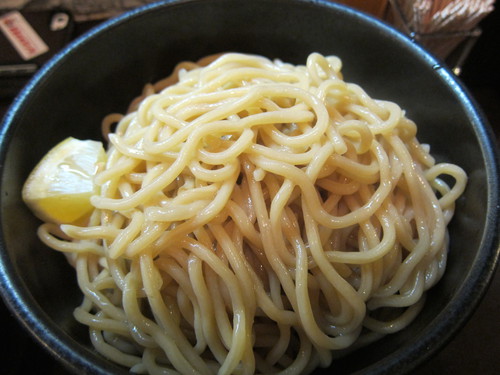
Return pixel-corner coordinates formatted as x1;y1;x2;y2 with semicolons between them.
335;0;388;17
0;9;73;97
387;0;495;74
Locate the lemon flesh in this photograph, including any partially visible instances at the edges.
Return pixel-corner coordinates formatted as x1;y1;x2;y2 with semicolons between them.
22;137;106;224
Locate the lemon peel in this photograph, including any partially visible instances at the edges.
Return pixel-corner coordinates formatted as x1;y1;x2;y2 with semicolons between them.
22;137;106;224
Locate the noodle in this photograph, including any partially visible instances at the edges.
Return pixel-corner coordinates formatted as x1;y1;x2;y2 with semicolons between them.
36;52;466;374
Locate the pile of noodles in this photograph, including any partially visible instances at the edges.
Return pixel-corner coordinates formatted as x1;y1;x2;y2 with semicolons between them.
38;53;467;375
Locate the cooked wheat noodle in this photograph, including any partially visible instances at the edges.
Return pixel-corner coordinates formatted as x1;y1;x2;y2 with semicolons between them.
38;52;467;375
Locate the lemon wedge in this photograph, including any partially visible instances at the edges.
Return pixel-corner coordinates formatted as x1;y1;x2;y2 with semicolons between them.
22;137;106;225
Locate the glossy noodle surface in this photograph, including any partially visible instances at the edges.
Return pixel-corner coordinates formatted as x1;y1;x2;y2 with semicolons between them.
36;53;467;375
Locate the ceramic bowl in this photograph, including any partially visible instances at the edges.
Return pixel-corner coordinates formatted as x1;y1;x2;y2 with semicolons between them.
1;0;499;373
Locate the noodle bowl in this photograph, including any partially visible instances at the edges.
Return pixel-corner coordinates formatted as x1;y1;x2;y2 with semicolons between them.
32;52;466;374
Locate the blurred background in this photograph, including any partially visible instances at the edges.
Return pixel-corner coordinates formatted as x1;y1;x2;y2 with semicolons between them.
0;1;499;374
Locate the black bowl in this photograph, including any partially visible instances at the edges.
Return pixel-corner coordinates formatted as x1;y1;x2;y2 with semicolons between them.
0;0;499;374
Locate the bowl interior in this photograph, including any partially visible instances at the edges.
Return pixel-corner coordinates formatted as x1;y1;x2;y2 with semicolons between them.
1;0;498;374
